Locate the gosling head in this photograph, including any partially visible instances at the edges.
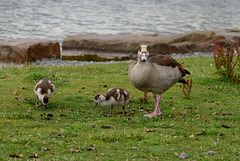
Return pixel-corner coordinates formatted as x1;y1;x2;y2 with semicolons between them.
93;94;106;107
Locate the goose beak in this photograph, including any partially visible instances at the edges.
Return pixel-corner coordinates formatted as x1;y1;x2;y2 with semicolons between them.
141;52;147;62
94;102;98;107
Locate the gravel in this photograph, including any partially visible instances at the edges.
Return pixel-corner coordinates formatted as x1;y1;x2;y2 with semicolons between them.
30;52;213;66
0;52;213;68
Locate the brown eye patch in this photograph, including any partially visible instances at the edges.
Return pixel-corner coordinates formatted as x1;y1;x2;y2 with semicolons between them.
94;94;100;100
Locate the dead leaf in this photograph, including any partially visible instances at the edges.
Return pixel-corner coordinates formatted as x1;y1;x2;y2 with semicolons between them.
60;134;66;138
47;113;53;117
24;141;30;149
222;124;230;128
189;134;195;138
180;112;187;116
196;130;205;135
39;147;50;151
222;112;232;116
52;152;60;155
195;114;201;117
95;153;105;156
195;114;204;119
45;116;51;120
9;154;24;158
29;154;38;158
101;125;111;129
12;91;17;95
60;114;67;117
69;149;80;153
145;128;153;132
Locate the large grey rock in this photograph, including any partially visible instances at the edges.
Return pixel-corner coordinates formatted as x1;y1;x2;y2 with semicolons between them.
0;39;60;64
62;30;240;61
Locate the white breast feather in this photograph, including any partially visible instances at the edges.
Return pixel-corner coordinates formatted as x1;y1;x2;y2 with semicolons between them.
123;90;128;96
36;88;43;101
116;89;120;100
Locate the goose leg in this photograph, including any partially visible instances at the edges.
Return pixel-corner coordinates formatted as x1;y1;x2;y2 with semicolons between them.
105;106;114;117
144;93;163;117
122;106;126;115
35;96;40;106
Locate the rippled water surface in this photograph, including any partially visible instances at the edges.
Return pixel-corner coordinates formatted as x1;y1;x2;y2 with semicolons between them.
1;0;240;41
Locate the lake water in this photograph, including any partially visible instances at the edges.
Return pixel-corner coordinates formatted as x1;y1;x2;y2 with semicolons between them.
1;0;240;42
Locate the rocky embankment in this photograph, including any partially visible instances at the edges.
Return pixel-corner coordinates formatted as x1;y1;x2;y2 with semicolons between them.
62;30;240;61
1;30;240;64
0;39;60;64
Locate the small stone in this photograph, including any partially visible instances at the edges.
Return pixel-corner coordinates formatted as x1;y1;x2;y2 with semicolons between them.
39;147;50;151
178;152;188;159
206;151;217;156
115;141;119;144
212;141;217;146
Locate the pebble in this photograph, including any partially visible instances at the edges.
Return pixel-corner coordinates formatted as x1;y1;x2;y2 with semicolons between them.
27;110;32;113
206;151;217;155
178;152;188;159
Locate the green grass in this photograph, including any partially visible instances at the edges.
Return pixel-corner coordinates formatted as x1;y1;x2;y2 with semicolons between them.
0;57;239;160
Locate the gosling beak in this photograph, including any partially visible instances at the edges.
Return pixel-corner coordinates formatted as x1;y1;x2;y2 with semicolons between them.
94;102;98;107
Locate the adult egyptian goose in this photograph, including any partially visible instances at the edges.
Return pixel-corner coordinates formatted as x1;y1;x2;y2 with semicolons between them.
94;88;131;116
128;45;190;117
34;78;55;109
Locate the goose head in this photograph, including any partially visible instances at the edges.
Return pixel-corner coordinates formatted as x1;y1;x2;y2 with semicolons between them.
138;45;149;62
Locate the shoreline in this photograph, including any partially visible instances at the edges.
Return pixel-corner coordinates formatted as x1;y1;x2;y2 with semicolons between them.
0;52;213;69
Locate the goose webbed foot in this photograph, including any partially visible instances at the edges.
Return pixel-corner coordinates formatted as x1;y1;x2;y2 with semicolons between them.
105;113;114;117
144;107;163;117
